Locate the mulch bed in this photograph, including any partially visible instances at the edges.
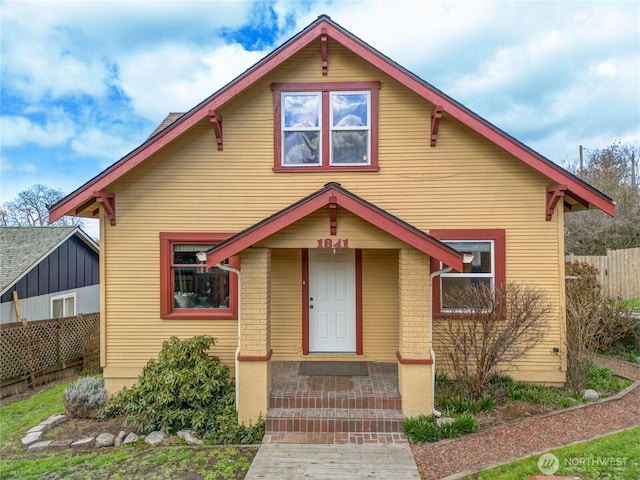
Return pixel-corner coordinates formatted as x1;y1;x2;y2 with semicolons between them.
411;357;640;479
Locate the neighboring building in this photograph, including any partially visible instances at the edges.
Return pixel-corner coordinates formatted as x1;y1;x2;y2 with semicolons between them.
49;16;615;427
0;227;99;323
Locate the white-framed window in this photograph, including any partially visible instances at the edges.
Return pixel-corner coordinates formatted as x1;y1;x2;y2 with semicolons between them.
273;81;380;171
51;293;76;319
282;92;322;166
440;240;495;312
329;91;370;165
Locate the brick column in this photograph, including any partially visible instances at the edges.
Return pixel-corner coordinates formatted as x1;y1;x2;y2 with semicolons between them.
397;248;433;416
237;248;271;426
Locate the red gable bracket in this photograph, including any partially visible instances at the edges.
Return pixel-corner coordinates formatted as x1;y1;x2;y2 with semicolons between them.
321;28;328;75
206;183;464;271
430;105;443;147
329;195;337;235
546;184;568;221
209;110;223;151
95;191;116;226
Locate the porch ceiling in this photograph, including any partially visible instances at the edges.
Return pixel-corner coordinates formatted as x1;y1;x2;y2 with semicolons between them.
206;182;464;271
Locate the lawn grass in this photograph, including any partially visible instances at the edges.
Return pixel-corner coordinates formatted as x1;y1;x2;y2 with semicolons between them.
472;426;640;479
0;381;257;479
0;381;70;446
0;446;257;480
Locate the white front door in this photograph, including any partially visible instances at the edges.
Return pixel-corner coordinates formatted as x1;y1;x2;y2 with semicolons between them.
308;248;356;353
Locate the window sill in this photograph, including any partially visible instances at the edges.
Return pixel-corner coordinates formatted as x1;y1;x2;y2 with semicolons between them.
273;165;379;173
161;309;236;320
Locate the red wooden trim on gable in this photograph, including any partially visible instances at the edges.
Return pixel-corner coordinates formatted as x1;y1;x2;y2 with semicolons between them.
237;349;272;362
429;229;506;318
321;28;328;76
356;249;363;356
322;23;615;217
49;18;614;225
95;192;116;226
430;105;443;147
209;110;223;151
159;232;239;320
206;185;463;272
546;184;568;221
396;351;433;365
302;249;310;355
329;195;337;235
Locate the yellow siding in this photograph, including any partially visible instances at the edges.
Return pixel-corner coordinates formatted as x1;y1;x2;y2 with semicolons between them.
101;39;565;388
362;250;398;361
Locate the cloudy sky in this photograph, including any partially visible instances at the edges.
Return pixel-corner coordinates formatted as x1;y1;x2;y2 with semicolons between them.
1;0;639;230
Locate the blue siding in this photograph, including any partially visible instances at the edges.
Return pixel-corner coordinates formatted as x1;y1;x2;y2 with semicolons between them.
0;234;99;303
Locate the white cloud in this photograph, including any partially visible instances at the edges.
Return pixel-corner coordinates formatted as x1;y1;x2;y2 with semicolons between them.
117;43;266;121
70;128;137;161
0;155;37;174
0;115;75;148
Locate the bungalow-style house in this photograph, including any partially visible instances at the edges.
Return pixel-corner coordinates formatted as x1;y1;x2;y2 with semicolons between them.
49;16;614;433
0;227;99;323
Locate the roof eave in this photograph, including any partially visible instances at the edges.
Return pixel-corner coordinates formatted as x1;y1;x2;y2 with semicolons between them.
206;183;464;272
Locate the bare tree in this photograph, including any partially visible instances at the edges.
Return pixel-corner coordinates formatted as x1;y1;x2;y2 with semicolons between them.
0;184;82;227
565;142;640;255
437;282;551;398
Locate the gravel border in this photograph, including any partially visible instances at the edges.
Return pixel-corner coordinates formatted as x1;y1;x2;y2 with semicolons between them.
411;357;640;479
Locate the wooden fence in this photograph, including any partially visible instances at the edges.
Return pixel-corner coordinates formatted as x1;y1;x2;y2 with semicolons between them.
0;313;99;397
566;247;640;300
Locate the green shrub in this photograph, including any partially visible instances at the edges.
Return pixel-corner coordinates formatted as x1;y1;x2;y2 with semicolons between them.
585;366;631;394
103;335;263;444
437;394;495;415
63;376;106;418
452;413;479;434
404;413;479;443
404;415;440;443
434;371;452;389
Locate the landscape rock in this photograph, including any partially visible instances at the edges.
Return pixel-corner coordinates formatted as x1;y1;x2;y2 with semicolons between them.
71;437;95;448
21;432;43;446
114;431;127;447
27;440;52;452
582;389;600;401
27;424;48;434
123;432;140;444
95;432;115;447
49;439;73;450
436;417;455;427
145;431;165;445
177;429;203;445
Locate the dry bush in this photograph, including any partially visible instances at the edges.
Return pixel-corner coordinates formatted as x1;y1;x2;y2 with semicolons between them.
438;282;551;398
565;263;637;389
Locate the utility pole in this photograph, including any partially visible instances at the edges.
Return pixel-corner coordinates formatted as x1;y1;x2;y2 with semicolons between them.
579;145;584;175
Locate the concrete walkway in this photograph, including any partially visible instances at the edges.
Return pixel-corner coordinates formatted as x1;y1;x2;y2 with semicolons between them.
244;443;420;479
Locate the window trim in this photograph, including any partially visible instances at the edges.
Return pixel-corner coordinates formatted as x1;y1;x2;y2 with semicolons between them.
160;232;239;320
51;292;76;319
272;81;380;172
430;229;506;317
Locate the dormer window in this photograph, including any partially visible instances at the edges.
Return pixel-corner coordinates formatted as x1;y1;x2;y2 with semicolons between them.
273;82;379;172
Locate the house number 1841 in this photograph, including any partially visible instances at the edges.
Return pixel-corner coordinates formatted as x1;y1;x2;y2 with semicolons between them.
317;238;349;249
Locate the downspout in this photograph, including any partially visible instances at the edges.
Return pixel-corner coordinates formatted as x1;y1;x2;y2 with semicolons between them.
429;253;473;417
217;262;241;410
429;266;452;418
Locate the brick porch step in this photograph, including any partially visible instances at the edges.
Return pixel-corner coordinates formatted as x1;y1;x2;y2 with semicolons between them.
269;392;401;410
265;407;405;433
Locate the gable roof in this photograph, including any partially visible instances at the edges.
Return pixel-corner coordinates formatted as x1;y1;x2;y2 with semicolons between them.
205;182;464;272
49;15;615;223
0;227;99;295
